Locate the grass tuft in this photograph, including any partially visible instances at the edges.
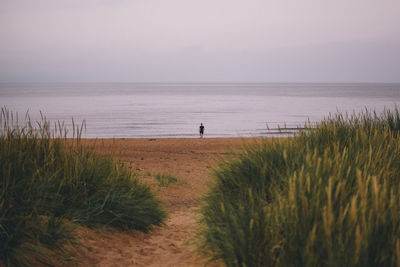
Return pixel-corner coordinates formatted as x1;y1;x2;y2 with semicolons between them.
0;108;166;266
199;107;400;267
154;173;179;186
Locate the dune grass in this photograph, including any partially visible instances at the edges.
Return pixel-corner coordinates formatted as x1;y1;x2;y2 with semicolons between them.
154;173;179;186
199;108;400;267
0;108;166;266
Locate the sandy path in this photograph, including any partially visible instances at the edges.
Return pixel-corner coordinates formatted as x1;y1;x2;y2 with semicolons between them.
75;138;260;267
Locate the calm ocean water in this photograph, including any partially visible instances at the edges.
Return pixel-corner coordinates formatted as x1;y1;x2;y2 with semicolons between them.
1;83;400;138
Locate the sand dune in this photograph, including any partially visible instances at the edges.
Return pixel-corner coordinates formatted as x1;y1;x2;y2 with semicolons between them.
75;138;261;266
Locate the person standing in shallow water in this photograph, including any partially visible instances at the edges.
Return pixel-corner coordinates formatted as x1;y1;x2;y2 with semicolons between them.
199;123;205;138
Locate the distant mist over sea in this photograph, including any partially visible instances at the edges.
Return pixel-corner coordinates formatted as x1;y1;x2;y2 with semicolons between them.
1;83;399;138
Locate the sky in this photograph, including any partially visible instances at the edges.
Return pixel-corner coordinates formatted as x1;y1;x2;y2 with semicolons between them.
0;0;399;83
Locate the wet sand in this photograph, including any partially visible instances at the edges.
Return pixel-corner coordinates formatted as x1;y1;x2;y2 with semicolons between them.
75;137;263;266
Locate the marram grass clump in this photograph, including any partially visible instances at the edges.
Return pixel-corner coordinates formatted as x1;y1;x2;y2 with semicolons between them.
0;109;166;266
199;108;400;267
154;173;179;186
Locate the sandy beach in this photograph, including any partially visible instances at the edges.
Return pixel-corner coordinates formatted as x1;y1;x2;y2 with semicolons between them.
74;137;262;266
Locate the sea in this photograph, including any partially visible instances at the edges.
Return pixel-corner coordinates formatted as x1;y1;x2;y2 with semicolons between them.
1;83;400;138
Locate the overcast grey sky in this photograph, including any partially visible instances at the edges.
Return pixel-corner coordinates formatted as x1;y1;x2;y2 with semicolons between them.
1;0;399;82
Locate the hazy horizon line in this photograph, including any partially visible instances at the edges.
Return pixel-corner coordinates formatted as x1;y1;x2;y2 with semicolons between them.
1;81;400;85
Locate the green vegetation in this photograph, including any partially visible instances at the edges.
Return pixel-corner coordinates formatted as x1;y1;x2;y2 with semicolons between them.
199;108;400;267
154;173;179;186
0;109;166;266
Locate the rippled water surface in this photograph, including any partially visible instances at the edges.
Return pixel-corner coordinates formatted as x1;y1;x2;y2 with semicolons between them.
1;83;400;138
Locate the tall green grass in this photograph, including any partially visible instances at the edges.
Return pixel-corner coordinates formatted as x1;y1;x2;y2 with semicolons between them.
0;108;166;266
199;108;400;267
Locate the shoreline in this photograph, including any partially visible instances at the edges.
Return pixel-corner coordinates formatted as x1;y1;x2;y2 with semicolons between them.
76;130;297;139
75;136;276;143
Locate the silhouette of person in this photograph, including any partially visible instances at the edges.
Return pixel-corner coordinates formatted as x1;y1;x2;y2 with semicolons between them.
199;123;205;138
